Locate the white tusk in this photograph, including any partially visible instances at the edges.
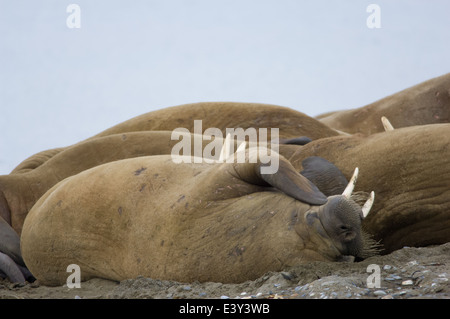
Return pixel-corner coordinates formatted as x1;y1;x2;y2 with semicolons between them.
381;116;394;131
219;133;232;161
361;191;375;218
342;167;359;198
236;140;247;154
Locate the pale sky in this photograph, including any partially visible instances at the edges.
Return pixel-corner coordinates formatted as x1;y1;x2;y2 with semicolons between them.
1;0;450;173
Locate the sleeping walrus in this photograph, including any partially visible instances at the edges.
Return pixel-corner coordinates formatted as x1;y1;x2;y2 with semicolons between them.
20;149;376;286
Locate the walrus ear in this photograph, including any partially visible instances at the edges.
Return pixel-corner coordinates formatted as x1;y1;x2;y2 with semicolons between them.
260;158;328;205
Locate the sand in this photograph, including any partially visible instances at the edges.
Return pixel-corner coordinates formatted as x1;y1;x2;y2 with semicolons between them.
1;242;449;300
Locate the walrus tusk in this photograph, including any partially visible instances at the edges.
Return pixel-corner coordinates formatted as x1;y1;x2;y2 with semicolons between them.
235;140;247;155
342;167;358;198
219;133;247;162
381;116;394;131
361;191;375;218
219;133;232;161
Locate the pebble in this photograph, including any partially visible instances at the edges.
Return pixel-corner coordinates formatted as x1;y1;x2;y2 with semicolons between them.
220;295;230;299
385;274;402;281
373;290;387;296
402;280;414;286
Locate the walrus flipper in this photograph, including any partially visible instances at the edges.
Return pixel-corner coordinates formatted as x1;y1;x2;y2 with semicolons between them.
0;217;34;283
259;158;328;205
300;156;348;196
278;136;312;145
230;153;327;205
0;217;25;267
0;251;25;283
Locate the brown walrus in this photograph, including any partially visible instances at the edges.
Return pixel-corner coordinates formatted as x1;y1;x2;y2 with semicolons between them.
317;72;450;134
11;102;340;174
285;123;450;253
21;149;375;286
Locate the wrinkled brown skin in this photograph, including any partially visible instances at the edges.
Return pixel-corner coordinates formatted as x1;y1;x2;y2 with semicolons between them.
317;73;450;134
1;101;338;234
0;132;303;236
21;153;368;286
0;132;307;283
286;124;450;253
10;102;340;174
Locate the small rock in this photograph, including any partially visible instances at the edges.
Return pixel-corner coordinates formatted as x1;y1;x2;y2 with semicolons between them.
385;274;402;281
281;272;293;280
383;265;392;270
407;260;418;267
220;295;230;299
381;294;394;299
183;285;192;291
402;280;414;286
373;290;387;296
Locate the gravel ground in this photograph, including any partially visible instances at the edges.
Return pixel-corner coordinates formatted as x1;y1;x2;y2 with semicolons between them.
1;242;449;299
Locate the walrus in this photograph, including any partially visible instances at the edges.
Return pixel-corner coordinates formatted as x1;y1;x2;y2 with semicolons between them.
20;149;376;286
316;72;450;134
285;123;450;253
0;131;308;237
10;102;341;174
2;129;329;283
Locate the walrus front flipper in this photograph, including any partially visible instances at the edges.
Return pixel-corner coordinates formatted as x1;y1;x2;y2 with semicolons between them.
300;156;348;196
230;152;327;205
259;158;328;205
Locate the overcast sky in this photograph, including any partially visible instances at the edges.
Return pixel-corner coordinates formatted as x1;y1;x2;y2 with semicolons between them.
1;0;450;174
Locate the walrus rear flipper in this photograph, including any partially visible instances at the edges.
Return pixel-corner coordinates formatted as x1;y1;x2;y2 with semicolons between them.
0;216;32;283
0;216;25;267
0;252;25;283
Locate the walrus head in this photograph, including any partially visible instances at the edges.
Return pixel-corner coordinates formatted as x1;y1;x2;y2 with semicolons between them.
255;152;379;262
303;168;379;261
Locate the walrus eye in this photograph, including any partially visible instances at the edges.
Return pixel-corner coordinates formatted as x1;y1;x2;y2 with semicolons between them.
339;225;356;242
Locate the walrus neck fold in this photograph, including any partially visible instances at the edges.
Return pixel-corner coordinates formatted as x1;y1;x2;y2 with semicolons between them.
0;189;11;225
0;174;49;234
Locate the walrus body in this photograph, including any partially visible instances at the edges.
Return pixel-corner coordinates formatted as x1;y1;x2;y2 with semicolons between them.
286;124;450;252
317;73;450;134
10;102;340;175
0;131;303;236
21;152;375;286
